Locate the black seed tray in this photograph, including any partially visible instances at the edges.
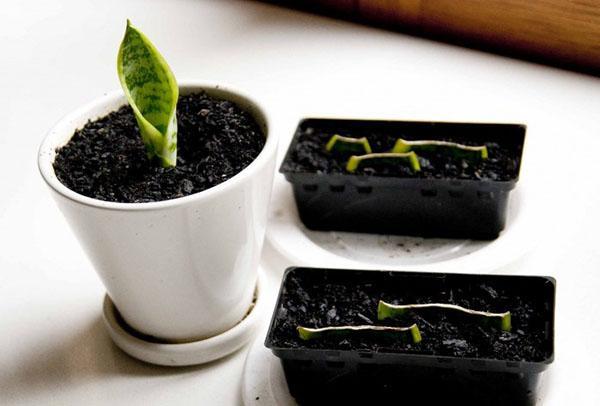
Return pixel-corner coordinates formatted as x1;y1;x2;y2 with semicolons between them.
265;267;555;406
279;118;526;239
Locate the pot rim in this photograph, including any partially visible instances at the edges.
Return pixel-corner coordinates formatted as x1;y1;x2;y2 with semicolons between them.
38;81;274;211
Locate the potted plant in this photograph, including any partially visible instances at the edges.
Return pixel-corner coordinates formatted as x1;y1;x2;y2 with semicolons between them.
280;118;526;239
38;21;277;349
265;267;555;405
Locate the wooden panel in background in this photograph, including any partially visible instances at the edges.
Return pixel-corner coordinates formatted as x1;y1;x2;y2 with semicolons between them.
267;0;600;75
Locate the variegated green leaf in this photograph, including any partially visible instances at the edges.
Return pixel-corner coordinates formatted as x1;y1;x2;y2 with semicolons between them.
118;20;178;167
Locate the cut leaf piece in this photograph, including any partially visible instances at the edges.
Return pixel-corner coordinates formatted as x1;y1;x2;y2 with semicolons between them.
297;324;422;343
392;138;488;160
325;134;372;155
118;20;179;167
346;152;421;173
378;301;511;332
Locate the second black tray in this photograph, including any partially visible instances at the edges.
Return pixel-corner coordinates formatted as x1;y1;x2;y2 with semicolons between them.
280;118;526;239
266;267;555;405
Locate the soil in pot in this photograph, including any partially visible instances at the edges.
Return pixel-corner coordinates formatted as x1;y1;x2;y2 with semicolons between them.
270;269;551;362
281;121;521;181
54;92;265;203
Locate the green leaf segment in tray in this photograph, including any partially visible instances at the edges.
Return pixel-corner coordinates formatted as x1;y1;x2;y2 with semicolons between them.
118;20;179;167
297;324;422;343
325;134;372;155
325;134;488;174
378;301;512;332
346;152;421;173
296;301;510;345
392;138;488;160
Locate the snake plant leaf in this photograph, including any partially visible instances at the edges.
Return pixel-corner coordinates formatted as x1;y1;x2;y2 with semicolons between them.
325;134;372;155
392;138;488;160
297;324;422;343
378;301;511;332
346;152;421;173
118;20;179;167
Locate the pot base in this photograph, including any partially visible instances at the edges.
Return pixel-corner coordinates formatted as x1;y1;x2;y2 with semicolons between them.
102;270;266;366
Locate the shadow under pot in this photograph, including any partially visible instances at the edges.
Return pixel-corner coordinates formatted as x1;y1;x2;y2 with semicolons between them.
279;118;526;239
265;267;555;406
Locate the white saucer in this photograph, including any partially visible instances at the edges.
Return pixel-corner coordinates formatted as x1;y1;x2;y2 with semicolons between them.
102;270;266;367
265;168;542;274
242;332;296;406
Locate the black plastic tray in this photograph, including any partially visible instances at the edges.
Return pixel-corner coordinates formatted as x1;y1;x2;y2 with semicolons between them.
279;118;526;239
265;267;555;405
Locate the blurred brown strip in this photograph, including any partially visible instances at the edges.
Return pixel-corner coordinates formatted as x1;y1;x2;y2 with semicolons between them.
265;0;600;75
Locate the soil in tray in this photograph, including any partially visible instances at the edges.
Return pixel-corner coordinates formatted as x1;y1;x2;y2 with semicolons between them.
54;92;265;203
270;271;551;362
281;125;520;181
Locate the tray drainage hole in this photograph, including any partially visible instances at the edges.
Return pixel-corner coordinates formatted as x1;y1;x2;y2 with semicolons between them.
325;361;345;368
477;191;494;200
356;186;373;194
329;185;345;193
302;184;318;192
470;360;486;367
358;352;373;359
506;361;519;368
437;358;453;364
421;189;437;197
448;190;464;198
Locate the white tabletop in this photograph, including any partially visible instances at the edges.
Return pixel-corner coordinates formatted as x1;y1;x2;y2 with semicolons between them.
2;1;600;404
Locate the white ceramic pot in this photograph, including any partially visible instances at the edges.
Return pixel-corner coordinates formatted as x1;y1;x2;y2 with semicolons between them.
38;83;276;342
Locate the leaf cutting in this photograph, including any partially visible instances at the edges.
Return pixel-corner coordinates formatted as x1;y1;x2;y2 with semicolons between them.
378;300;511;332
297;324;422;343
118;20;179;167
325;134;372;155
392;138;488;160
346;152;421;173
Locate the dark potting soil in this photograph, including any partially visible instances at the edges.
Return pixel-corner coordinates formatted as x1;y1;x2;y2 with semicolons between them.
53;92;265;203
281;125;520;181
270;270;551;362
